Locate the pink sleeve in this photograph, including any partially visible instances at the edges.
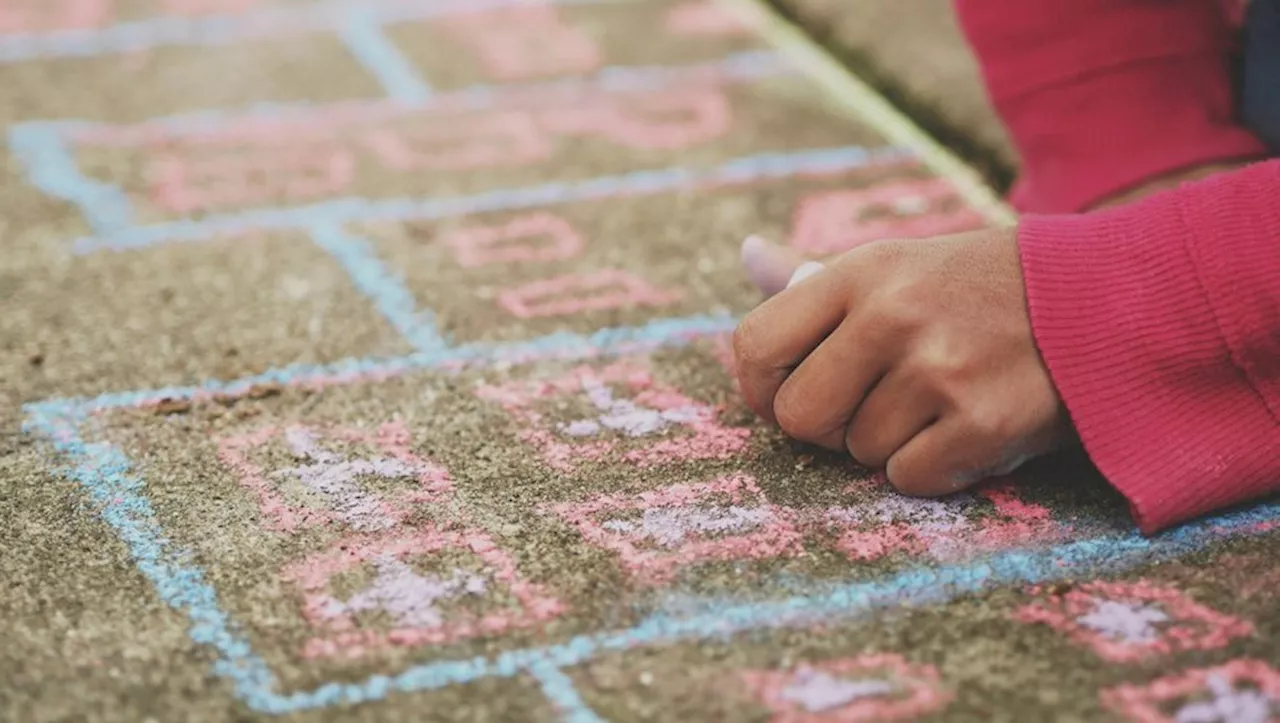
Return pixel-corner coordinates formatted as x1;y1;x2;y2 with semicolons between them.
953;0;1267;213
1018;160;1280;533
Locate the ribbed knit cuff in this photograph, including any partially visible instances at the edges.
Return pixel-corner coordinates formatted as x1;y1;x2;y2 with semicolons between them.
1018;173;1280;533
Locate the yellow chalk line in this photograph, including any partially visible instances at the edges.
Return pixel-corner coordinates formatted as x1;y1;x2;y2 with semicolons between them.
716;0;1017;226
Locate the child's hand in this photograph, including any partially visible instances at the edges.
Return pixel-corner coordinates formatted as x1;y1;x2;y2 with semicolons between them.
734;232;1074;495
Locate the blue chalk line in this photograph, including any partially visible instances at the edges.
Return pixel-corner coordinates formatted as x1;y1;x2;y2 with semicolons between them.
337;7;433;105
308;222;449;353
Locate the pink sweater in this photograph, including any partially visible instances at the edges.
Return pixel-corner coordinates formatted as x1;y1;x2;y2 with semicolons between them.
954;0;1280;532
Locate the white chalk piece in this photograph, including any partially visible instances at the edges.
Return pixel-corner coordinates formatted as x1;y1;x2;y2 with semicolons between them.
786;261;825;289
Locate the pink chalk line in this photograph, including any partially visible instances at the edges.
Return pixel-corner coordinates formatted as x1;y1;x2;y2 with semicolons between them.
132;88;732;213
542;473;801;583
283;526;566;659
67;65;759;148
441;4;603;81
497;269;683;319
475;360;750;473
1102;659;1280;723
665;0;753;37
445;212;587;268
790;178;986;256
1014;580;1254;663
739;653;953;722
216;422;453;533
804;482;1068;563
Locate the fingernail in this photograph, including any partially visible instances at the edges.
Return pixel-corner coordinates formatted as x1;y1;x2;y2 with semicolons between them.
786;261;825;289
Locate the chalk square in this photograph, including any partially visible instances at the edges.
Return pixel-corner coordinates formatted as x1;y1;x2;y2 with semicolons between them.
790;178;985;255
1014;580;1255;663
738;654;953;722
282;525;567;660
812;482;1070;563
387;0;767;91
215;421;456;534
543;473;802;583
2;231;414;400
476;358;750;474
1101;660;1280;723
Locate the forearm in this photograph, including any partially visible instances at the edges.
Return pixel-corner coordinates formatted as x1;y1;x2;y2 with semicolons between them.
1018;160;1280;532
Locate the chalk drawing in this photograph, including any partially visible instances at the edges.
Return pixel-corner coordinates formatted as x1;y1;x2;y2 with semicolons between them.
22;396;1280;715
443;4;602;81
544;473;801;583
163;0;260;15
57;51;785;147
148;147;356;213
1015;580;1254;663
739;654;953;722
361;112;553;172
0;0;111;33
666;0;752;36
0;0;630;64
216;422;454;533
283;526;566;659
813;482;1067;563
64;86;744;221
444;213;587;268
541;88;732;150
1102;660;1280;723
790;178;986;255
475;360;750;472
496;269;681;319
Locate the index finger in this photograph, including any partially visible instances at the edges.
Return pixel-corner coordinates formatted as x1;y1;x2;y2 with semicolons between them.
733;261;848;424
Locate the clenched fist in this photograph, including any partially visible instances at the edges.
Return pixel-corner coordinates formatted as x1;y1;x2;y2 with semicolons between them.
734;230;1075;496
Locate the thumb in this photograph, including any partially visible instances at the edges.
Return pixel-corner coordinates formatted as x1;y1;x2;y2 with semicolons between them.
740;235;824;297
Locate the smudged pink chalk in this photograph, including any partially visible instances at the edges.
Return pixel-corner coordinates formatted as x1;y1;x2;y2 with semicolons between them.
443;4;602;81
283;526;566;659
666;0;752;36
445;212;586;267
162;0;259;16
497;269;682;319
739;654;954;722
215;422;453;534
314;555;487;629
809;482;1066;563
69;61;757;148
790;178;986;255
475;360;749;473
543;89;732;150
0;0;111;33
543;473;801;583
1102;660;1280;723
148;147;355;213
1014;580;1255;663
360;112;553;172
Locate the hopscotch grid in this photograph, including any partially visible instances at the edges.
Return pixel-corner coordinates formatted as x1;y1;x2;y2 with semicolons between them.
15;0;1275;718
20;397;1280;715
6;50;794;241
